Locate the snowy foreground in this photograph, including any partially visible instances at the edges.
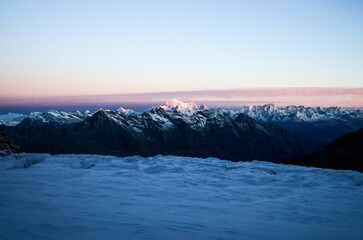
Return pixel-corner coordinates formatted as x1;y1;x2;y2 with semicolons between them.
0;154;362;240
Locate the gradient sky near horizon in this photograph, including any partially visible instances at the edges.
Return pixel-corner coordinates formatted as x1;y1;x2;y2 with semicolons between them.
0;0;363;102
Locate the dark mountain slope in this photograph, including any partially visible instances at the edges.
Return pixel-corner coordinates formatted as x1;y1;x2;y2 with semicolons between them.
291;128;363;172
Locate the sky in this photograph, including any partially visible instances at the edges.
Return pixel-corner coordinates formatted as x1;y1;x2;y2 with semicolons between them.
0;0;363;108
1;88;362;114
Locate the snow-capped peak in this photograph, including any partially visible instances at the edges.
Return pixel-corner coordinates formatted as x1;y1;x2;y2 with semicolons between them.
262;103;277;111
160;99;208;112
98;108;111;112
240;104;363;122
117;107;134;115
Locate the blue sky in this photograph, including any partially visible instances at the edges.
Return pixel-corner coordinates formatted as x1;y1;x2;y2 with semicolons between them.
0;0;363;98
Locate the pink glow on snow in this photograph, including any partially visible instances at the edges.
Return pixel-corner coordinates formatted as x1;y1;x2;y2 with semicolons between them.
160;99;208;111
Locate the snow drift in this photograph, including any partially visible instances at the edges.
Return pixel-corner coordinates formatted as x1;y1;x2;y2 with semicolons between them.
0;154;362;240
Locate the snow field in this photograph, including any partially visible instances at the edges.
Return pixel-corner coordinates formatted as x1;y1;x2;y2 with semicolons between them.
0;154;362;240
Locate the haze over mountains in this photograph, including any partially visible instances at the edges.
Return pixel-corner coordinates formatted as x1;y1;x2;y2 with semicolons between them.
2;88;363;112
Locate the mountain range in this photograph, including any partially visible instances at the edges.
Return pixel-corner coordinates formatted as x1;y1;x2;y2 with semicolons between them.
240;104;363;142
0;99;325;163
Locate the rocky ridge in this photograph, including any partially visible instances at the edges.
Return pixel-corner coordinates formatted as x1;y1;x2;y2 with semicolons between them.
0;100;323;163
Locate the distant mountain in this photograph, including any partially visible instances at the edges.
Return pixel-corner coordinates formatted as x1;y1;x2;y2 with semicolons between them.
0;100;322;163
0;110;91;127
0;113;25;126
240;104;363;142
292;128;363;172
240;104;363;122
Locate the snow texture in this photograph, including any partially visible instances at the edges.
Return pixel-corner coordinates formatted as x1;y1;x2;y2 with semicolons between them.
0;154;362;240
240;104;363;122
160;99;208;113
0;113;25;126
117;107;135;115
0;111;91;126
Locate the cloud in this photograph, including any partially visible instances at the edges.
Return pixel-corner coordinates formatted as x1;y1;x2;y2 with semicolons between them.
1;87;362;108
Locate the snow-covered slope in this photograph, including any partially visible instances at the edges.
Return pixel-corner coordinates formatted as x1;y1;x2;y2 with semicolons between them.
0;111;95;127
0;110;93;126
0;153;362;240
116;107;134;115
240;104;363;122
0;113;25;126
160;99;208;113
24;110;92;125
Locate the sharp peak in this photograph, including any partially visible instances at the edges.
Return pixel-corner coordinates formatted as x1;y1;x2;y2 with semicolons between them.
262;103;276;107
162;99;194;106
244;103;277;110
160;99;208;111
93;109;114;116
98;108;112;112
117;107;134;114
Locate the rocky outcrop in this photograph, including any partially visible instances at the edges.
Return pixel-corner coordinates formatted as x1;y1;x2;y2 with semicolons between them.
0;132;21;156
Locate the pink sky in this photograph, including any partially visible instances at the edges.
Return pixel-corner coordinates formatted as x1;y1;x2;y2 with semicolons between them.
1;88;362;108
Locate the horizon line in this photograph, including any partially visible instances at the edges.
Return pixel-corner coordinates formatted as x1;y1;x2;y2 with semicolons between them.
1;87;362;109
